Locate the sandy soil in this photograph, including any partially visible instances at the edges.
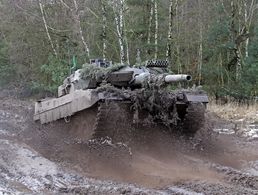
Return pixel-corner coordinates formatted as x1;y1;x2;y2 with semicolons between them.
0;89;258;194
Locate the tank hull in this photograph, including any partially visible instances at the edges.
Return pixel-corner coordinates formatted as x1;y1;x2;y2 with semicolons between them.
34;87;208;140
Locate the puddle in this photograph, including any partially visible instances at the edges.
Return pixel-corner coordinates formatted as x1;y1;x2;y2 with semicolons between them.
213;128;235;135
0;129;14;136
213;123;258;139
241;123;258;139
0;129;10;135
242;161;258;176
167;187;204;195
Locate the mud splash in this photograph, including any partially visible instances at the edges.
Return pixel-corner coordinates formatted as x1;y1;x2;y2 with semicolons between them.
0;91;258;194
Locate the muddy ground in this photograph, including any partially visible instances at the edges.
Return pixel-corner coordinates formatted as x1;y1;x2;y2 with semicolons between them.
0;89;258;194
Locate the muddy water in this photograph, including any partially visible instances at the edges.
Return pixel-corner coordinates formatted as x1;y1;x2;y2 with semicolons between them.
0;93;258;194
243;123;258;139
213;122;258;139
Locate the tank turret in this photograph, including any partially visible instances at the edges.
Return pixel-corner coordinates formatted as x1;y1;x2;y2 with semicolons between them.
58;59;193;96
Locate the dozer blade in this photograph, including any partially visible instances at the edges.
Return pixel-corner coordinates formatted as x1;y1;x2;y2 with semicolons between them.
34;90;99;124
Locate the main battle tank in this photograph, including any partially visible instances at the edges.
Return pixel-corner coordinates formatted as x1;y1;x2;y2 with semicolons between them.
34;59;208;145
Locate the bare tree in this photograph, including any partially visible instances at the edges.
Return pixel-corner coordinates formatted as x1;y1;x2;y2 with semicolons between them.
175;1;182;73
60;0;90;59
154;0;158;59
166;0;178;60
197;0;203;85
244;0;256;58
38;0;57;56
114;2;125;63
108;0;128;63
100;0;107;60
147;0;154;46
228;0;258;80
72;0;90;58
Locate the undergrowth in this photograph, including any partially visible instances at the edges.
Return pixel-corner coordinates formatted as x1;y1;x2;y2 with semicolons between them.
208;99;258;123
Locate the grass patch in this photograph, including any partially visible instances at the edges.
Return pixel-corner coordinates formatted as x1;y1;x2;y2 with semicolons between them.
208;99;258;124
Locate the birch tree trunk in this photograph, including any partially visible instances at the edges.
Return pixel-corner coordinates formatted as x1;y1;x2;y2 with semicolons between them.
166;0;179;67
121;1;129;64
38;0;57;56
244;0;255;58
114;10;125;63
244;0;249;58
147;0;154;45
100;0;107;60
146;0;154;56
219;52;224;86
235;3;242;81
72;0;90;59
109;0;128;63
198;0;203;85
136;48;141;64
198;27;203;85
166;0;174;60
176;2;182;73
228;0;257;80
124;30;130;64
60;0;90;59
154;0;158;59
230;0;242;81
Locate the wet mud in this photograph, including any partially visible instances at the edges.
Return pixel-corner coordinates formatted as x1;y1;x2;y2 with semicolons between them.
0;90;258;194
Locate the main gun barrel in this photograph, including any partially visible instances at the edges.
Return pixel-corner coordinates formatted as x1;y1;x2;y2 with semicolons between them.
133;73;192;86
164;74;192;83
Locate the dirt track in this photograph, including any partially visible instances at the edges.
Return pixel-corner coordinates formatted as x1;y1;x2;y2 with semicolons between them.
0;89;258;194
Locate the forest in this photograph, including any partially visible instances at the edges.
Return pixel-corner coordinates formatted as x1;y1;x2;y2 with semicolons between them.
0;0;258;100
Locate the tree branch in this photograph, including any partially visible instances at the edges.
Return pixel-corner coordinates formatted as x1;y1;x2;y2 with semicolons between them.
38;0;57;57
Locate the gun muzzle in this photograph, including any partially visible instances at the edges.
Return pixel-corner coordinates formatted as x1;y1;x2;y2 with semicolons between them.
164;74;192;83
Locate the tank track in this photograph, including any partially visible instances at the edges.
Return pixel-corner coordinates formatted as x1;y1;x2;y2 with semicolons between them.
88;101;133;162
92;101;134;143
181;103;205;135
91;101;205;140
87;101;204;155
